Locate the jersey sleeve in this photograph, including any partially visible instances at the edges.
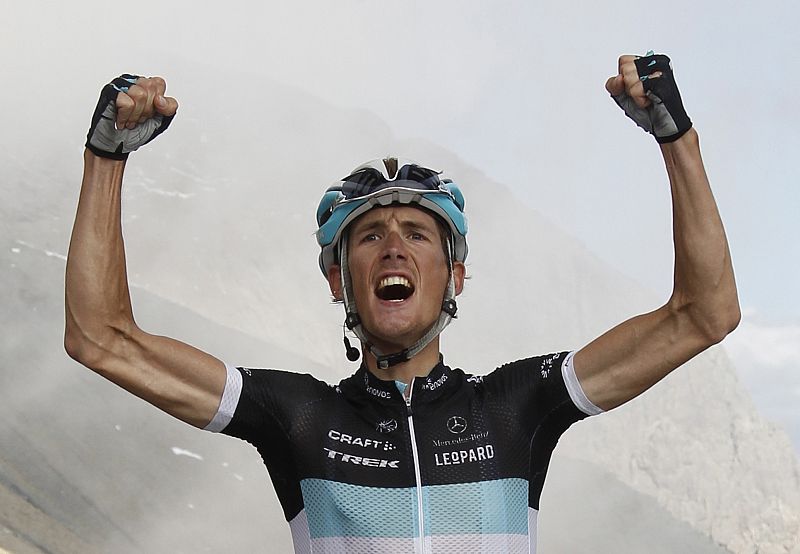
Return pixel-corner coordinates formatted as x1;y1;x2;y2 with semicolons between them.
481;351;603;512
482;351;602;438
559;351;604;417
203;363;243;433
203;364;329;523
203;363;328;444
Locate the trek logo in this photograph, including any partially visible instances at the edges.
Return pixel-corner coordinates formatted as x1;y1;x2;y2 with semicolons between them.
447;416;468;434
328;429;396;451
434;445;495;467
324;448;400;469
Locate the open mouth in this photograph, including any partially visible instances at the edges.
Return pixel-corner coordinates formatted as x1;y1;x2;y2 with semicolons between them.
375;276;415;302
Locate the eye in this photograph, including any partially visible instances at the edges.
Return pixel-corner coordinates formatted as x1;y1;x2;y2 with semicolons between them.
361;233;380;242
409;231;428;241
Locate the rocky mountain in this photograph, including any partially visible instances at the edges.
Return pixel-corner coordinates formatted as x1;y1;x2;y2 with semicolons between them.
1;66;798;552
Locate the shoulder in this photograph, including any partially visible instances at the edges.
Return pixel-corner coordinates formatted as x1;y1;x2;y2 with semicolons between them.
477;351;601;415
211;365;337;436
236;366;336;403
482;352;571;388
238;366;330;386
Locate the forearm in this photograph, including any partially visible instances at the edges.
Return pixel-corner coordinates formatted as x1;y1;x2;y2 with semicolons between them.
64;78;226;427
662;129;740;342
64;149;226;426
65;149;136;364
574;55;740;410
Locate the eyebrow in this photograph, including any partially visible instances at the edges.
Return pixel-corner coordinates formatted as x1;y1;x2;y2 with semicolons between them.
351;217;436;236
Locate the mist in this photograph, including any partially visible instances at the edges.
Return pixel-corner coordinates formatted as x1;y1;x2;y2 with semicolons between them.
3;1;799;552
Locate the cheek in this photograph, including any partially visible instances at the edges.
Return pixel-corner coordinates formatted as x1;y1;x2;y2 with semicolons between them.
423;263;451;297
352;276;372;300
346;255;371;296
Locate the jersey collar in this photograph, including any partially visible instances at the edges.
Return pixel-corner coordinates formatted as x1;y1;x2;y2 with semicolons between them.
342;358;455;405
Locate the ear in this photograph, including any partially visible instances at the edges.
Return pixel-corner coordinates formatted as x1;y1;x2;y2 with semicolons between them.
452;261;466;296
327;264;343;301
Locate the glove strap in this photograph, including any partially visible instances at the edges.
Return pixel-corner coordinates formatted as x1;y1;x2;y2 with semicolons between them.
635;54;692;143
612;53;693;143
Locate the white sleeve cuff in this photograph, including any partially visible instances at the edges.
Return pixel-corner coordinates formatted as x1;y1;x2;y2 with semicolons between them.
561;351;603;416
203;363;243;432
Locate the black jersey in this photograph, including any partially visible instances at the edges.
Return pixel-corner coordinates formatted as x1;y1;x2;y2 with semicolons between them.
205;351;601;553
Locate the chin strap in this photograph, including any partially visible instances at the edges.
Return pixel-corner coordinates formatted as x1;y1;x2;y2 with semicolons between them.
339;234;459;369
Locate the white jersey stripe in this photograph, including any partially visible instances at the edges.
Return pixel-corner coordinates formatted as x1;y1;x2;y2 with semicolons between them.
528;507;539;553
561;351;603;416
203;363;243;432
289;510;312;554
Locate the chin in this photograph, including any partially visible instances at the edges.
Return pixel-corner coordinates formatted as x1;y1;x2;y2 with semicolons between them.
364;321;427;351
368;329;415;351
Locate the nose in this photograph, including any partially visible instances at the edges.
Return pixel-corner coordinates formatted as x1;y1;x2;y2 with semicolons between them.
381;230;407;261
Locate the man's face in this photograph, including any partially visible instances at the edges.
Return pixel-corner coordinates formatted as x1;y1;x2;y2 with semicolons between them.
328;205;465;353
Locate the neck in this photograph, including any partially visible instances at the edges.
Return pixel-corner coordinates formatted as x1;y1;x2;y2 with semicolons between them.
362;336;442;383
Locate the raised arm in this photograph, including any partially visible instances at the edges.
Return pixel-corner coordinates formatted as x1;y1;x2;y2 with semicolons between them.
573;54;741;411
65;76;226;428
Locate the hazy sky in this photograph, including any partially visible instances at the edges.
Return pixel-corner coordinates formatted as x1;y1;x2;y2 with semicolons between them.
5;0;799;446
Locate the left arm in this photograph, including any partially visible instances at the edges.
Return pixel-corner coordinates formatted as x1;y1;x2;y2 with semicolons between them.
573;55;740;411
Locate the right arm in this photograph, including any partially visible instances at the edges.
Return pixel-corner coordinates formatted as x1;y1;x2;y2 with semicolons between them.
65;77;226;428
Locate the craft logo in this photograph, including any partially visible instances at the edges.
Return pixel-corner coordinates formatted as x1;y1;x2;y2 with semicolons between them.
328;429;396;451
447;415;468;434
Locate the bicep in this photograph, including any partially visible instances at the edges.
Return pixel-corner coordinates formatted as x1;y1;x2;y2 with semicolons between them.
89;326;227;428
573;304;713;411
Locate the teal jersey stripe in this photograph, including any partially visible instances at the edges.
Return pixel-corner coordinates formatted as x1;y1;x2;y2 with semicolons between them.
301;480;418;538
424;479;529;535
300;478;528;539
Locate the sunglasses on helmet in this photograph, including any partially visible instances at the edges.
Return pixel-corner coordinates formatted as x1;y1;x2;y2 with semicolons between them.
317;162;463;227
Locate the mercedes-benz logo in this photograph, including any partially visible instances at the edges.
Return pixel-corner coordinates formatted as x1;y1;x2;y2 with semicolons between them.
447;416;468;434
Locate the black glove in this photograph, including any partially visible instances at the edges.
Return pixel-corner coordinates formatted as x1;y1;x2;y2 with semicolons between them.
85;74;174;160
612;53;692;144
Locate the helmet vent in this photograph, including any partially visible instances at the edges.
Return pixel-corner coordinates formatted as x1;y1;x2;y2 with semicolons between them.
383;157;399;180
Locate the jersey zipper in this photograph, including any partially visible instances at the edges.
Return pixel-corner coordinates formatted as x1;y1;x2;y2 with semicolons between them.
405;380;427;554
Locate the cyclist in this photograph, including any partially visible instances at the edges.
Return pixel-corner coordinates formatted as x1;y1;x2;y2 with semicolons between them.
66;54;740;553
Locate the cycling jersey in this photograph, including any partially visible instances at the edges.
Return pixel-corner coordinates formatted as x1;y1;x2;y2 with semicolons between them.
205;350;601;553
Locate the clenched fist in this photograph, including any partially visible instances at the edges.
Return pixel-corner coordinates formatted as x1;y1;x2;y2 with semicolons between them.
86;74;179;160
607;53;692;144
